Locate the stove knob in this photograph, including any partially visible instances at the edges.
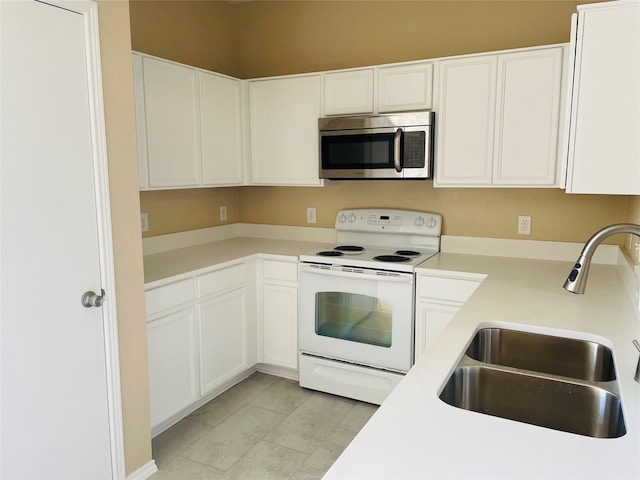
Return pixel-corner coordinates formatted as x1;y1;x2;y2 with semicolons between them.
338;213;347;224
426;217;437;228
348;213;357;223
415;216;426;227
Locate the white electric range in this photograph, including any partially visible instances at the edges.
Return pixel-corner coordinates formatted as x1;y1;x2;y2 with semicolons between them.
298;208;442;404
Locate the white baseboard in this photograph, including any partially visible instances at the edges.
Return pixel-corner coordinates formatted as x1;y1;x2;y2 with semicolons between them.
126;460;157;480
256;363;299;381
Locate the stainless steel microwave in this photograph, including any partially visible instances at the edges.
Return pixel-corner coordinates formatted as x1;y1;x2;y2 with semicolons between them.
319;111;435;180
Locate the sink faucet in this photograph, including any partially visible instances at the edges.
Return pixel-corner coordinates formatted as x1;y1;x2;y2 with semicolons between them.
563;223;640;294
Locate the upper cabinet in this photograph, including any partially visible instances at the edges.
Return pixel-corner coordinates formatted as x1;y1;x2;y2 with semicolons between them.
133;53;243;190
248;74;322;186
565;0;640;195
435;46;567;188
321;62;434;116
323;69;374;116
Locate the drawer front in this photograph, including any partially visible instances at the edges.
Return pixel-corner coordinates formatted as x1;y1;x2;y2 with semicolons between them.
263;259;298;283
145;278;195;318
198;263;246;298
418;276;481;303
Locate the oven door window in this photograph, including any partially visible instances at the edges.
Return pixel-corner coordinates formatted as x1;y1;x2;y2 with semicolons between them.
315;292;392;348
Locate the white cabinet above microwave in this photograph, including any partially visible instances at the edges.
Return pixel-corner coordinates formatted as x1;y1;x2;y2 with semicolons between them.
321;62;434;117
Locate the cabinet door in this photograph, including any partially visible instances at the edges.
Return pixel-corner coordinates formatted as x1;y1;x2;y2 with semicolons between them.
198;288;248;395
566;1;640;194
142;57;201;187
435;56;496;186
199;71;243;185
249;75;322;185
414;301;460;360
147;308;199;429
377;63;434;113
132;54;149;189
262;283;298;369
493;49;563;186
323;69;374;115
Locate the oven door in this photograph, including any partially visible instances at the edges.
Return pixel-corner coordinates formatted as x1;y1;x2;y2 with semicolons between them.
298;263;414;372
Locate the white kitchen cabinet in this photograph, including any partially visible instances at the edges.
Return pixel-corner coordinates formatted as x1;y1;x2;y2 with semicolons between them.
198;289;248;395
377;62;434;113
435;55;496;186
147;307;199;430
132;54;149;189
565;0;640;194
414;273;482;359
140;55;202;188
493;48;564;185
144;261;255;435
249;75;322;185
199;71;243;185
197;263;249;395
259;257;299;370
435;46;566;188
323;69;374;116
133;52;244;189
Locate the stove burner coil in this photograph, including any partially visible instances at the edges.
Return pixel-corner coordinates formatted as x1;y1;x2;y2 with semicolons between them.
334;245;365;252
395;250;421;256
317;250;344;257
373;255;411;262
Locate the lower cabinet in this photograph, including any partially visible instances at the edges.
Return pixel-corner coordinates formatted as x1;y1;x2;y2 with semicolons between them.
147;307;199;429
414;273;483;360
198;287;248;396
145;261;252;433
145;255;299;434
259;257;299;371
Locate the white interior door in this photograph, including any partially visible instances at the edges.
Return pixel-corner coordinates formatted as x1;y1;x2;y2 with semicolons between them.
1;1;121;478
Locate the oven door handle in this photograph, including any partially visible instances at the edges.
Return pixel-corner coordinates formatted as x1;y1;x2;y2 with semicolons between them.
300;264;413;283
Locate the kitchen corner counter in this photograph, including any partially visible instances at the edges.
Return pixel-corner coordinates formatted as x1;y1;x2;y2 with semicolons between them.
325;252;640;479
143;236;328;284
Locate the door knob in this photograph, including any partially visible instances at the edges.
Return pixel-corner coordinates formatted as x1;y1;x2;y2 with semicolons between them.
81;289;105;308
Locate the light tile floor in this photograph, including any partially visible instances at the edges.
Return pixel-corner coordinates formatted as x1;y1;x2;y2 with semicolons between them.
150;372;378;480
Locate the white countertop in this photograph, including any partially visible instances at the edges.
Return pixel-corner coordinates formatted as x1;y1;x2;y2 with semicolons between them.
324;252;640;479
143;236;328;284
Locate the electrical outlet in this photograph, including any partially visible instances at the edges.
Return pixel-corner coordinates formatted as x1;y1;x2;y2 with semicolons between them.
307;207;317;224
219;205;227;222
518;215;531;235
141;213;149;233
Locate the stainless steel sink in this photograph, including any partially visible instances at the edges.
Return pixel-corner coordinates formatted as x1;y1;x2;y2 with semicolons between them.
439;327;626;438
439;365;626;438
466;328;616;381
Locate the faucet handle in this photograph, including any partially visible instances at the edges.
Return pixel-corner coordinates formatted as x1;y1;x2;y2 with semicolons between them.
633;340;640;383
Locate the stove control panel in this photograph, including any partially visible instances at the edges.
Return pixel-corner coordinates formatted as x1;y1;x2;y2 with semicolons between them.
335;209;442;236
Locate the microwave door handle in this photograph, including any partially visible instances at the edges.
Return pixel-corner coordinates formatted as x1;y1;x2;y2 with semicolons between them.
393;128;403;173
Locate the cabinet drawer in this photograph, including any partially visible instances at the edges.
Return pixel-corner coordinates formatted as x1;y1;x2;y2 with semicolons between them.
262;259;298;283
418;276;481;303
145;278;195;318
198;263;246;298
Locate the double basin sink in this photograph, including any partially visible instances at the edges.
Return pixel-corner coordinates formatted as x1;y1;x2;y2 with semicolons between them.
439;327;626;438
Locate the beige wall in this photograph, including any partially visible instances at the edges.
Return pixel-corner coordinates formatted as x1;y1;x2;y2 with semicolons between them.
97;0;151;475
131;0;629;244
140;187;241;237
240;184;628;243
129;0;237;75
233;1;588;78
